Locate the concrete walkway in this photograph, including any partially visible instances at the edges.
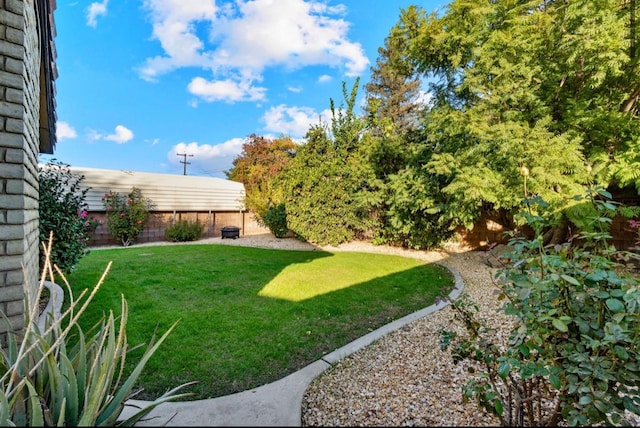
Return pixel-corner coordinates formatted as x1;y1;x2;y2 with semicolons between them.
116;262;465;427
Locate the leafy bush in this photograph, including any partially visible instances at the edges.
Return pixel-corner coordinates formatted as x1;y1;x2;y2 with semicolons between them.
440;187;640;426
102;187;153;246
38;160;102;273
261;203;289;238
279;80;380;246
0;233;195;426
165;220;204;242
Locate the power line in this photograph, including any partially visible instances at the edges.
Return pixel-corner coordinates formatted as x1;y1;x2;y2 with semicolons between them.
177;152;194;175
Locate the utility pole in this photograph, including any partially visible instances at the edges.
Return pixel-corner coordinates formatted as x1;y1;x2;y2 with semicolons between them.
177;153;194;175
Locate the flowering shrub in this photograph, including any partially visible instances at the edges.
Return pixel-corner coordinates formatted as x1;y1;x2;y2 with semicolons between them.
102;187;153;246
38;160;102;273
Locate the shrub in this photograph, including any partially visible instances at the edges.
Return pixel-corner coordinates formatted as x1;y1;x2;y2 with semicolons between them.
0;233;195;426
165;220;204;242
261;203;289;238
102;187;153;246
440;187;640;426
38;160;102;273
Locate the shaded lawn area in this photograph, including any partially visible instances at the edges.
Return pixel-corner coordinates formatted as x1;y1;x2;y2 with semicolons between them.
66;244;454;401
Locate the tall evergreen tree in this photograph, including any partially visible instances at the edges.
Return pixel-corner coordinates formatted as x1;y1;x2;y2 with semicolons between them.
365;24;423;135
361;15;455;249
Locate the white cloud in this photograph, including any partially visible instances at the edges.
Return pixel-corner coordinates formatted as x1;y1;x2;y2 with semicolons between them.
287;86;302;93
88;125;135;144
56;121;77;140
138;0;219;81
87;0;109;28
261;104;331;138
317;74;333;83
187;76;266;103
140;0;369;102
168;139;245;176
211;0;367;74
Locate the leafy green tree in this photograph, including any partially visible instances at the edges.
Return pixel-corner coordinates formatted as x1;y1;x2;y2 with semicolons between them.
394;0;640;243
363;15;454;249
279;79;381;246
38;159;101;273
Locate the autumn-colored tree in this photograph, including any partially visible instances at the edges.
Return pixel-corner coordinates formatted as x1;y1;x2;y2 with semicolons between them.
226;134;296;218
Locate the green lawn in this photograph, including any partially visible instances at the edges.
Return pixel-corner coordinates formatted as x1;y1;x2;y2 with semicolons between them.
66;243;454;400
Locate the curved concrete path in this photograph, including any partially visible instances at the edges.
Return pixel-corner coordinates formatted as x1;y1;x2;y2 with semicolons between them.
115;262;465;427
37;281;64;332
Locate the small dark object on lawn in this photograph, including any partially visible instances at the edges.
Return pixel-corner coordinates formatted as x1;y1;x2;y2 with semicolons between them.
221;226;241;239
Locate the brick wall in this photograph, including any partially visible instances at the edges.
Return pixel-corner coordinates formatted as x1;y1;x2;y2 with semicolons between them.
88;211;270;246
0;0;42;342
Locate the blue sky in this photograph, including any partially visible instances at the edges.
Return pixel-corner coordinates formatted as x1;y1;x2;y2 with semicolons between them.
42;0;445;179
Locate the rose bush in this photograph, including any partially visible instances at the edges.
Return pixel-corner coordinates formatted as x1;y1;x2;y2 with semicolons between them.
102;187;153;246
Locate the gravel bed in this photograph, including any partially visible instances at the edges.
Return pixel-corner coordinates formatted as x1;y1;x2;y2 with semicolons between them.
300;242;508;427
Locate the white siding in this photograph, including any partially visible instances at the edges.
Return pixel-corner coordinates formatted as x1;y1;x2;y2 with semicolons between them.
67;167;246;212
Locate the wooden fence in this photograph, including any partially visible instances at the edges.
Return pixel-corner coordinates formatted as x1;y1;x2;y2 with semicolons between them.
88;209;637;250
88;211;269;247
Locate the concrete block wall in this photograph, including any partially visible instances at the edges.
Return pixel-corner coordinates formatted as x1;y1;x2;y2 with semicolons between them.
0;0;42;341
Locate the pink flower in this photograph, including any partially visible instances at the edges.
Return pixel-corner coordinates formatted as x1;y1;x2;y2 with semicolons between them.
120;212;125;218
80;211;88;219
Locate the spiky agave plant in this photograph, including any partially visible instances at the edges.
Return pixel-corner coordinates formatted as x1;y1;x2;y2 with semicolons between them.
0;232;196;426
